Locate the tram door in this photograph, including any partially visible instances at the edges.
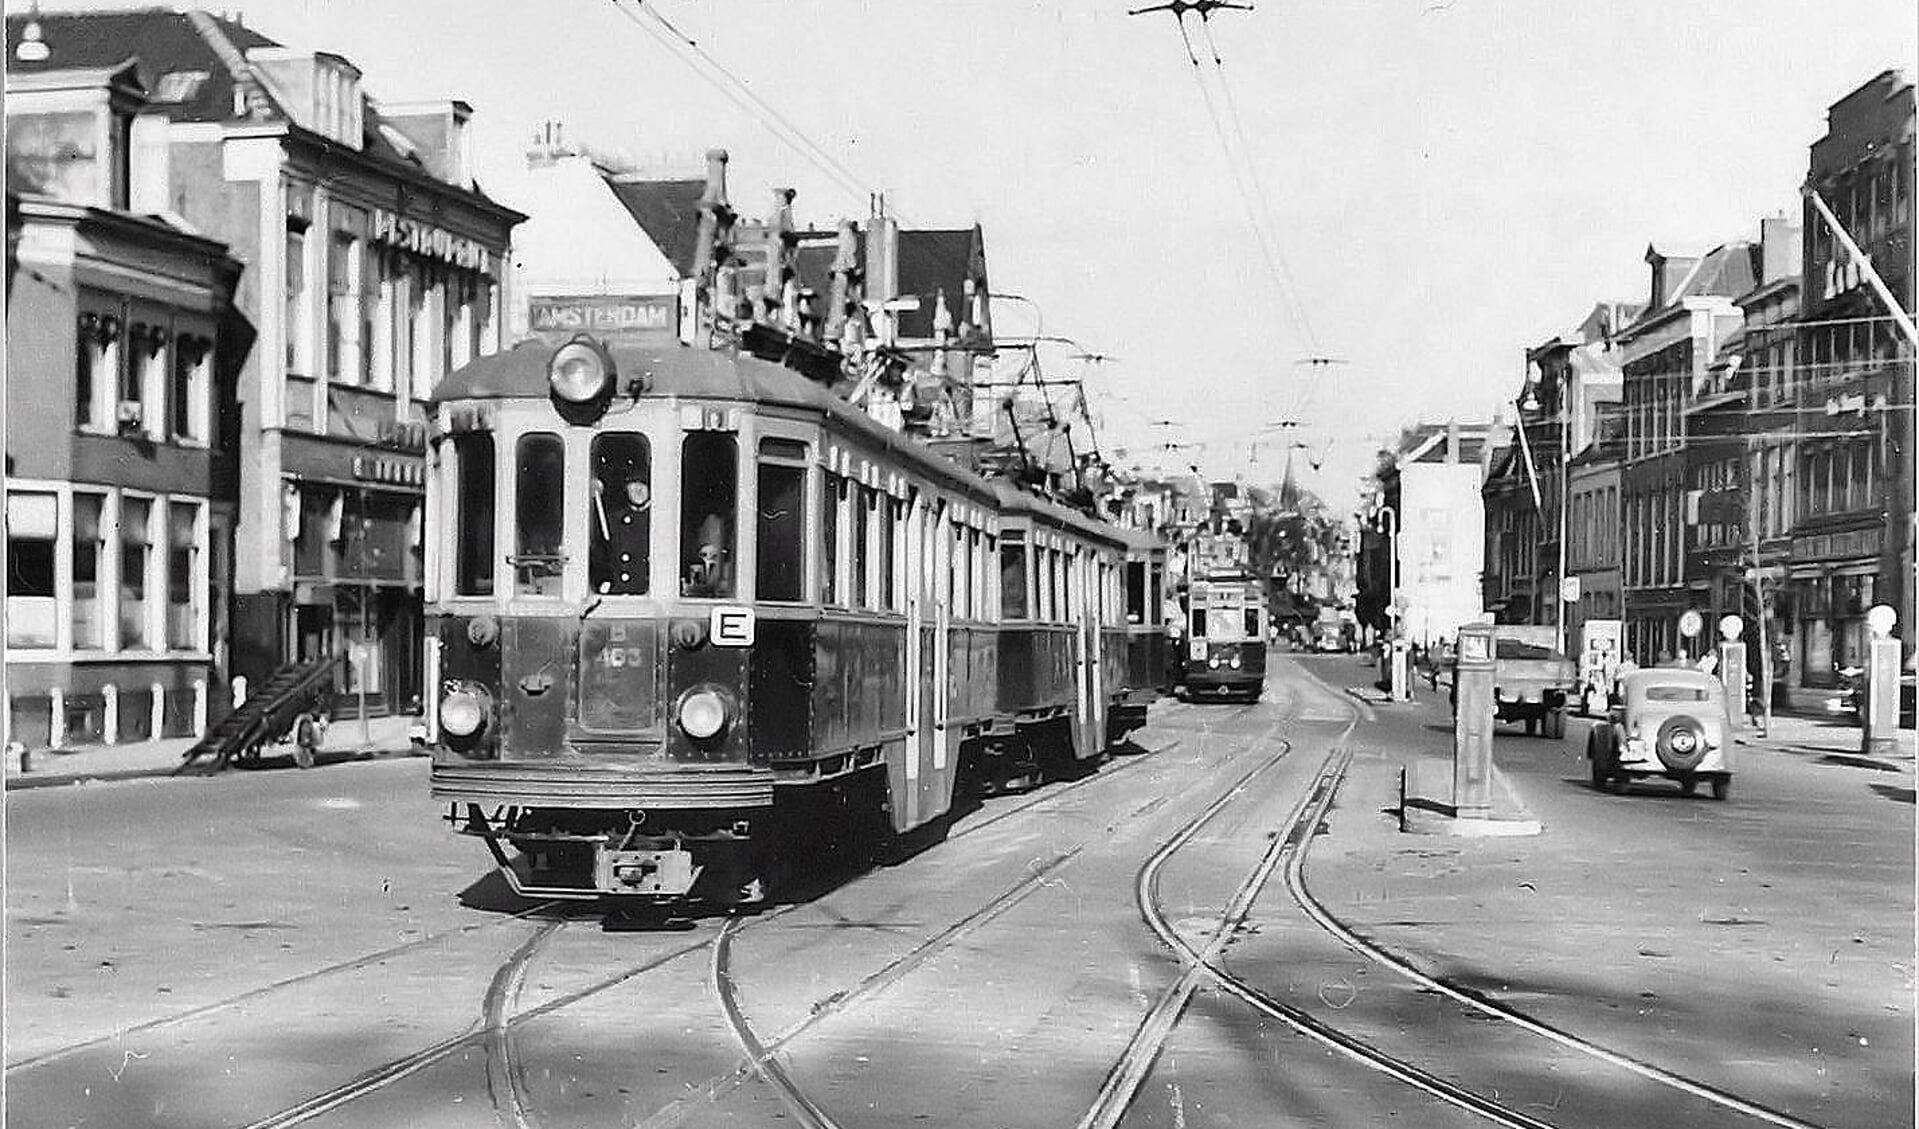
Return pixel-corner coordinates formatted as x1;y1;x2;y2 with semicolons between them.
1081;552;1107;756
898;493;954;833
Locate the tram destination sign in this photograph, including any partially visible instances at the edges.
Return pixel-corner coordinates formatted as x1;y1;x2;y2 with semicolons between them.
530;295;678;338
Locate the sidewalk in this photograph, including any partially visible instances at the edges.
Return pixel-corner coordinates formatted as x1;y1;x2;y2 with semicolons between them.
5;714;424;791
1731;711;1915;771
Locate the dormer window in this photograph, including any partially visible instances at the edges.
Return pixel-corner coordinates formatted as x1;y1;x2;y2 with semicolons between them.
152;71;209;105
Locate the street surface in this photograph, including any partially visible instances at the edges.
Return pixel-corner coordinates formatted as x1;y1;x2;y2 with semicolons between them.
5;655;1911;1128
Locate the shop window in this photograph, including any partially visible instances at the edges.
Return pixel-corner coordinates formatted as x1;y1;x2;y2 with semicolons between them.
327;229;362;383
1000;534;1028;620
514;433;566;597
75;311;118;431
854;488;873;609
72;493;106;649
171;333;211;442
167;501;200;649
286;224;311;376
819;473;841;606
6;492;58;648
680;432;738;598
129;321;168;438
120;496;154;649
366;243;393;391
756;461;805;602
590;433;652;596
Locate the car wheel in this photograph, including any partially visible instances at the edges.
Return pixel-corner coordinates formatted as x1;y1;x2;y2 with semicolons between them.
1711;776;1731;801
1654;715;1707;772
1588;729;1615;790
1546;708;1566;740
1524;716;1538;736
1678;775;1697;797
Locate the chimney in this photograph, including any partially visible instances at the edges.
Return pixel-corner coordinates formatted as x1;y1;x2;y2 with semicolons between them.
1446;418;1460;463
1759;213;1802;284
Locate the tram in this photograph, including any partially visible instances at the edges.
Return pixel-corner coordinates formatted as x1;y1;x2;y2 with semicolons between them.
1174;573;1268;702
422;334;1160;909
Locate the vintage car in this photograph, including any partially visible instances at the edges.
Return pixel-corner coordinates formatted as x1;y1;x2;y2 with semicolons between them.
1586;668;1733;799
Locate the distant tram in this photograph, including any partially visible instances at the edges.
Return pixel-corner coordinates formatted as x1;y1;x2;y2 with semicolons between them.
1174;574;1268;702
421;334;1166;911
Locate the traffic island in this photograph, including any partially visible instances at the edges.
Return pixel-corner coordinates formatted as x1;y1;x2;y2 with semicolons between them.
1397;756;1542;837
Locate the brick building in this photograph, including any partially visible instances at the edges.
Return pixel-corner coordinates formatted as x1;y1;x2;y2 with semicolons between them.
5;55;242;750
6;8;526;716
1788;70;1914;688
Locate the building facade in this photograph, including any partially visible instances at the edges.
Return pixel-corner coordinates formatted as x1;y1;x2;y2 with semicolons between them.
1616;242;1754;664
5;58;242;750
1565;407;1625;652
8;9;527;715
1789;70;1914;687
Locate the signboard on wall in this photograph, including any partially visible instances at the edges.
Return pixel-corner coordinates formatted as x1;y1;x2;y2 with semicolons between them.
529;295;678;338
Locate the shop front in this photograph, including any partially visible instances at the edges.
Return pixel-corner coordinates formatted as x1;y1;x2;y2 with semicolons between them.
281;435;426;716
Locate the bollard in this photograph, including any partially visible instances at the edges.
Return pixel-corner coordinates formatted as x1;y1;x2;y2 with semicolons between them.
1716;615;1748;733
1390;638;1411;702
10;741;30;775
1861;605;1901;758
1452;623;1497;818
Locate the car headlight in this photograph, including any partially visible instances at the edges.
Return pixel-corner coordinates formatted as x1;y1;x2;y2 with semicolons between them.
440;686;491;738
548;336;613;404
677;687;729;740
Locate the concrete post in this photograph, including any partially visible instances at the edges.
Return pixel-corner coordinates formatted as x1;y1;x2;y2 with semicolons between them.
1861;605;1902;758
151;682;166;739
1390;638;1410;701
102;684;119;745
1453;622;1497;818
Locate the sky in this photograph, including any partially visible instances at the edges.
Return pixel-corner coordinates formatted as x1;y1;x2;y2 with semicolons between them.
12;0;1915;510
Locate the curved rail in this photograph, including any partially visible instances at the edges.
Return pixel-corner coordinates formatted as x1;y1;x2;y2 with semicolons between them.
209;726;1189;1129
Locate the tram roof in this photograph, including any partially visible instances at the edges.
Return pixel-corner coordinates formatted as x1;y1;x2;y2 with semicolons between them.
433;338;1139;542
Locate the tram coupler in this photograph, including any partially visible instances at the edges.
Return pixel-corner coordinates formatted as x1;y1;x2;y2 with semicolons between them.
595;847;699;897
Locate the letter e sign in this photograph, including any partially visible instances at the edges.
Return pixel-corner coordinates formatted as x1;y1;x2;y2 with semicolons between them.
711;606;756;647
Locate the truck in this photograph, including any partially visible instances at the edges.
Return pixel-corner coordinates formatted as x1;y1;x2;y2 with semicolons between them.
1489;625;1578;738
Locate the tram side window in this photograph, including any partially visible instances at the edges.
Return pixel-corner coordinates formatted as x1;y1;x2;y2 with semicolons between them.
1245;607;1261;639
589;433;650;596
514;433;565;597
819;473;841;605
853;486;872;609
1000;535;1028;619
681;432;738;598
880;497;898;611
756;460;805;602
453;433;494;596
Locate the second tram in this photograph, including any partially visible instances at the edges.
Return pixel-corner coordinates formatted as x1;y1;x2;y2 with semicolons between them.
1175;574;1268;702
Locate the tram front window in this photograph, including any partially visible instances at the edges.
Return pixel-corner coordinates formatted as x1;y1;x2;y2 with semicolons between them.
1000;536;1028;620
515;433;565;597
681;432;738;598
590;433;651;596
453;433;494;596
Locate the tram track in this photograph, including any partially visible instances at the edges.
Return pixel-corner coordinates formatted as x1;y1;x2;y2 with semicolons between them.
2;895;570;1073
683;713;1289;1129
199;727;1194;1128
1121;665;1833;1129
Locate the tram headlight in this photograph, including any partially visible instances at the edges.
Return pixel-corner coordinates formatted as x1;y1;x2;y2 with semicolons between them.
676;686;730;740
440;685;491;738
548;335;614;405
1229;655;1242;669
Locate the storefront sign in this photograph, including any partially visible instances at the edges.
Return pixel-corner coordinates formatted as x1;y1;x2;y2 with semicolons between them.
1790;527;1882;562
369;209;491;272
530;295;677;337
